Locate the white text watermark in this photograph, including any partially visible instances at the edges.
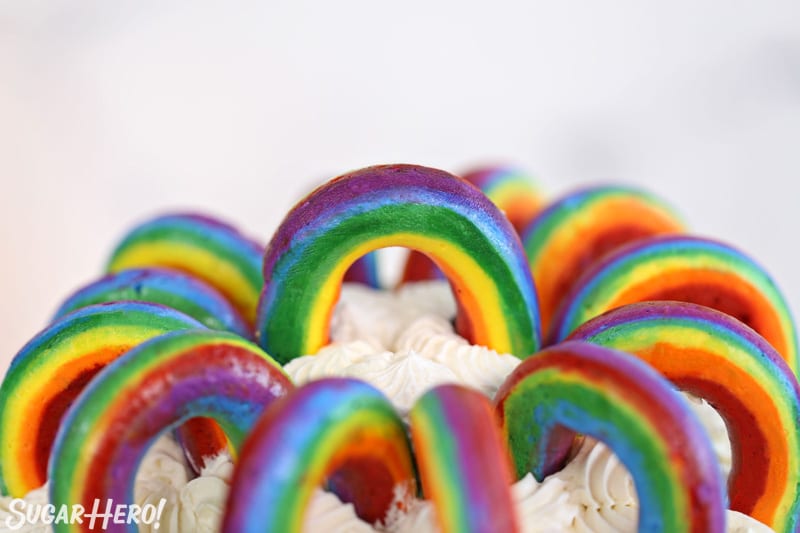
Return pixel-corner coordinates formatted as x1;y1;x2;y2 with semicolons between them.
5;497;166;530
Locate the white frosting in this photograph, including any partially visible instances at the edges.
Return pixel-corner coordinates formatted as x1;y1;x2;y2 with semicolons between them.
392;280;457;320
330;282;455;351
0;484;50;533
0;435;374;533
302;490;374;533
134;436;229;533
726;511;778;533
556;438;638;533
392;435;769;533
393;315;521;400
287;282;522;416
134;438;373;533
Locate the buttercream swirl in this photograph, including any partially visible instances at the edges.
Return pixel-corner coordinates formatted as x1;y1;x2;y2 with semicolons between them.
393;315;521;399
392;436;771;533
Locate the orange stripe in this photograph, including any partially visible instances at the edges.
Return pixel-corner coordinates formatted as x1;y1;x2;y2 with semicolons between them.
15;344;131;490
636;343;787;523
535;199;682;332
609;269;788;362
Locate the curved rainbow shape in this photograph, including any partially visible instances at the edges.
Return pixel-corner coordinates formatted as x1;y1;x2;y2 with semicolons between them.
258;164;541;363
401;165;543;283
461;165;545;232
495;341;726;533
549;235;798;373
52;267;250;337
409;384;518;533
49;329;292;533
107;213;264;326
0;302;202;497
520;185;684;333
569;302;800;533
222;378;417;533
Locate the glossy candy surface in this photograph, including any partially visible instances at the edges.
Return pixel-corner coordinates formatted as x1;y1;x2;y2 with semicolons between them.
409;384;519;533
0;302;201;496
53;267;250;337
223;378;416;533
495;341;726;533
549;236;798;374
107;213;263;326
570;302;800;532
257;164;541;363
521;186;684;332
49;329;292;533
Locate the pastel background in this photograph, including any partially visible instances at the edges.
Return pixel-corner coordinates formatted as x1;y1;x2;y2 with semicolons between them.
1;1;799;370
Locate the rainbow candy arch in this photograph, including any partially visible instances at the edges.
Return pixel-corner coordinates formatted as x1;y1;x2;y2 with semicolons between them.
53;267;250;337
409;384;518;533
107;212;264;326
49;329;292;533
495;341;726;533
549;235;799;373
0;302;202;497
257;164;541;363
521;185;684;333
570;302;800;533
461;165;544;232
223;378;417;533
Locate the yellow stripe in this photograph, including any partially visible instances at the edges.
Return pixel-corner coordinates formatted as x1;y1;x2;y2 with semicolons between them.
486;181;539;206
109;241;259;322
2;326;161;494
304;234;510;355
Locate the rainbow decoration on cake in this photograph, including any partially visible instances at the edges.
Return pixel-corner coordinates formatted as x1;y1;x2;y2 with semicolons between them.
49;329;292;533
409;384;518;533
223;378;417;532
549;235;799;374
257;164;541;363
569;301;800;532
0;302;202;497
53;267;250;337
495;341;726;533
461;166;544;232
520;185;684;333
106;213;264;326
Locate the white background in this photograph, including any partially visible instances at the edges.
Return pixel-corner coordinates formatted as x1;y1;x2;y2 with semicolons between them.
1;1;799;371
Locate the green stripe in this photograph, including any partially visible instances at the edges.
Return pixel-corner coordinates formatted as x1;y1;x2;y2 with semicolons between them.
264;203;537;361
503;374;681;532
59;287;229;331
109;223;262;291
